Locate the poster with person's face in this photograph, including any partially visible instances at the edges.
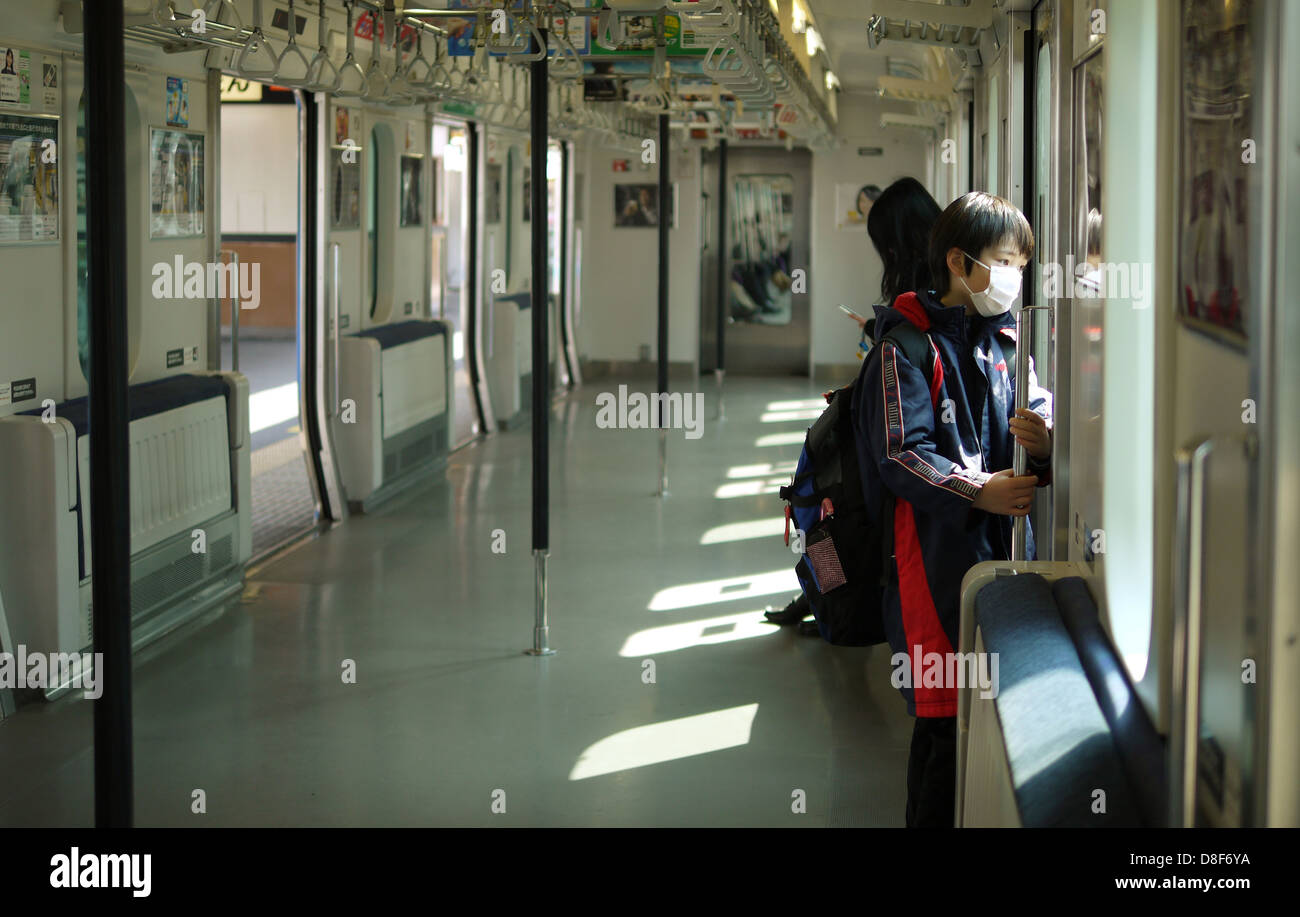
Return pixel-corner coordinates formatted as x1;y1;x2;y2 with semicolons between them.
400;155;423;226
835;182;876;231
0;112;58;242
614;183;669;227
0;47;32;109
149;128;205;238
334;105;352;147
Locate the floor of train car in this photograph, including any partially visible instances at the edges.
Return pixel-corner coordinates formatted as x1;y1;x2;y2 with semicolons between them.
227;337;319;558
0;375;913;827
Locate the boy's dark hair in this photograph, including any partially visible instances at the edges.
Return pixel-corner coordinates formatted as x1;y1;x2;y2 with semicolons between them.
867;177;942;304
927;191;1034;293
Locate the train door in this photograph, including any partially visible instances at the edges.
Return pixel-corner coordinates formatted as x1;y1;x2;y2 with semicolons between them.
1027;0;1067;559
1166;0;1291;828
432;118;479;447
219;79;318;557
1068;8;1104;571
699;146;811;376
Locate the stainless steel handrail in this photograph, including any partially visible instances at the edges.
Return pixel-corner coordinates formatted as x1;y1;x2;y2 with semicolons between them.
219;248;241;373
331;242;342;417
1171;437;1214;827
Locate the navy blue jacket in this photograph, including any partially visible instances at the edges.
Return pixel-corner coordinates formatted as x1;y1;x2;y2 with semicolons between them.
851;291;1053;717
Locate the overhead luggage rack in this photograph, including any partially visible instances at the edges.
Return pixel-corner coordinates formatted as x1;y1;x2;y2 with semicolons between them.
866;0;991;65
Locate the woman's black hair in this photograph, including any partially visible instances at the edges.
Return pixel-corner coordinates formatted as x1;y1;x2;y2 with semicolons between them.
927;190;1034;294
866;177;942;304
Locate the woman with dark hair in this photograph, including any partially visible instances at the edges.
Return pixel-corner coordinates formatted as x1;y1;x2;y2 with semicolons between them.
768;177;942;632
841;177;943;346
868;178;943;306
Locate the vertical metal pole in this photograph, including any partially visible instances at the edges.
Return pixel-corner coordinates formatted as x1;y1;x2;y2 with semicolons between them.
715;138;727;420
207;69;223;371
84;0;133;828
230;251;241;374
526;28;555;655
1010;306;1032;560
656;112;670;497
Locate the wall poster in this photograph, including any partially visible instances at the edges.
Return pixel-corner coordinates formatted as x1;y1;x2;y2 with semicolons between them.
149;128;205;238
400;155;423;227
0;47;32;109
485;162;503;224
834;181;881;231
331;159;360;229
614;182;673;228
0;112;58;242
1177;0;1253;345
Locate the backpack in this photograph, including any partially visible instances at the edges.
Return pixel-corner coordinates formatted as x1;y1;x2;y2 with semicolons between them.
778;318;1016;646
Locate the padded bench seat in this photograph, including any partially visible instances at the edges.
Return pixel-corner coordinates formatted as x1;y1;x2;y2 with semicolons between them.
973;573;1163;826
20;373;232;437
19;373;236;579
353;319;448;350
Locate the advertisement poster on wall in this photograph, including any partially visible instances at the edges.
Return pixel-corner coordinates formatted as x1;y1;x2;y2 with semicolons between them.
149;128;205;238
0;112;58;243
444;1;588;56
41;63;57;110
331;158;360;229
0;47;31;109
834;182;880;231
1177;0;1251;344
485;162;503;224
166;76;189;127
614;182;674;228
400;155;423;227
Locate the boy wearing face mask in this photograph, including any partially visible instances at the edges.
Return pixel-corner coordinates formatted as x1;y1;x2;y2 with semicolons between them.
850;191;1053;827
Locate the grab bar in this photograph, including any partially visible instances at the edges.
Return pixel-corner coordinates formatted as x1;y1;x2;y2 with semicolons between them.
331;242;342;418
335;2;368;97
236;0;278;79
219;249;241;373
1171;434;1254;827
304;0;341;92
274;0;312;87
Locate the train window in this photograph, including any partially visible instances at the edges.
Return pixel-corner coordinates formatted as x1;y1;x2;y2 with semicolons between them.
729;175;795;326
76;100;87;380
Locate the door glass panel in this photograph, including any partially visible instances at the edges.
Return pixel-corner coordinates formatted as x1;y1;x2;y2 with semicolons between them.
433;121;476;446
1033;38;1053;383
729;174;794;326
1073;49;1104;562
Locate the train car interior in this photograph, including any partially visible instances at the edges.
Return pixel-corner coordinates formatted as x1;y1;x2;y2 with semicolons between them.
0;0;1295;843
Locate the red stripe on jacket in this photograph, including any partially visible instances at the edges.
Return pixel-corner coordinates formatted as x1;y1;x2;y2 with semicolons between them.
893;498;958;717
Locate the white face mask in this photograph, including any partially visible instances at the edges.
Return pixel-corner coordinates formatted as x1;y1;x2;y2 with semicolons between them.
959;251;1023;316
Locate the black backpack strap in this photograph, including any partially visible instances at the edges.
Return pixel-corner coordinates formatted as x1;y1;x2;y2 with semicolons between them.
873;323;933;589
997;330;1017;387
881;322;934;396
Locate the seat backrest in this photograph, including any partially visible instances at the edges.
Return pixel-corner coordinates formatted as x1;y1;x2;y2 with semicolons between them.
1053;576;1167;827
974;573;1145;826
